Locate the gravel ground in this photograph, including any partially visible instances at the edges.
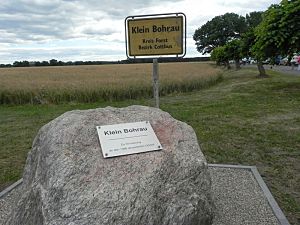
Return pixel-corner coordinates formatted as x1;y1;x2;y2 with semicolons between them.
209;167;280;225
0;167;281;225
0;184;23;225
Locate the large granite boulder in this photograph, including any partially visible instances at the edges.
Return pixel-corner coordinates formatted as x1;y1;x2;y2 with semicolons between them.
7;106;214;225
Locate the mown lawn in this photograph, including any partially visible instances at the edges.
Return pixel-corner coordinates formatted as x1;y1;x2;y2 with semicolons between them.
0;67;299;224
161;68;300;224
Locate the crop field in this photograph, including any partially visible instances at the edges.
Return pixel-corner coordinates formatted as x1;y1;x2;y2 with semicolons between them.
0;62;222;104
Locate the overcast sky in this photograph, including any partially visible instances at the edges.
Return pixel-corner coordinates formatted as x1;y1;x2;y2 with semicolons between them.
0;0;281;64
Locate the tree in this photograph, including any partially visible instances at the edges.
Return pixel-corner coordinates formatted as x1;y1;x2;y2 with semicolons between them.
193;13;247;54
57;61;65;66
225;39;242;70
210;46;231;69
12;61;29;67
253;0;300;76
49;59;58;66
240;11;265;76
253;5;282;57
41;61;50;66
241;12;263;57
211;40;242;70
13;61;21;67
245;11;264;29
279;0;300;54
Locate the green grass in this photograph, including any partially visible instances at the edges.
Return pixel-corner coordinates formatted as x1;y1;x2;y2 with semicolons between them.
0;101;143;190
160;68;300;224
0;67;299;224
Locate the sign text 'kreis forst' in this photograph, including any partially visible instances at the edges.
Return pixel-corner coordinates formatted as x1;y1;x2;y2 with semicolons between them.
125;13;186;57
97;121;162;158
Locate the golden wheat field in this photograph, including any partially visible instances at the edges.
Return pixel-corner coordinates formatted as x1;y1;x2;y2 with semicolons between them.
0;62;222;104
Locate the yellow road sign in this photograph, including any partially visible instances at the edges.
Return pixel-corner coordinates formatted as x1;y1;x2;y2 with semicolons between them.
126;15;185;57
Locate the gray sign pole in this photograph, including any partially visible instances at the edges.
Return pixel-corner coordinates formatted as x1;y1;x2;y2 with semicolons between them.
152;58;159;108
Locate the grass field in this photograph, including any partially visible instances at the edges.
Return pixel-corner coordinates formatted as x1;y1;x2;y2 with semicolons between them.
0;63;299;224
0;62;222;104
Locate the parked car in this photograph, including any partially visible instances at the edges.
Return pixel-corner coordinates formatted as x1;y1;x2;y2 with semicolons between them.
291;55;300;65
279;57;289;65
274;56;282;65
241;58;247;65
262;58;270;64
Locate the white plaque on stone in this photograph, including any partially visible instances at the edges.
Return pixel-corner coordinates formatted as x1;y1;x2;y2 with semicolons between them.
96;121;162;158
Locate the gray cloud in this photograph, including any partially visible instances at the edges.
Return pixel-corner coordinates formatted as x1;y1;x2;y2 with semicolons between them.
215;0;279;10
82;27;116;36
0;0;182;44
0;45;125;64
0;0;280;63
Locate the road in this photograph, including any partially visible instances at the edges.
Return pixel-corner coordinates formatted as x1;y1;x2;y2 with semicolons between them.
244;64;300;76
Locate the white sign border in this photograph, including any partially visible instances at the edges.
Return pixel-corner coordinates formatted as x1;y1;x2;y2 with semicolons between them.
124;12;187;59
96;121;163;158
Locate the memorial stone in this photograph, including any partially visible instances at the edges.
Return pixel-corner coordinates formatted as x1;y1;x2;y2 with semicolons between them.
6;105;214;225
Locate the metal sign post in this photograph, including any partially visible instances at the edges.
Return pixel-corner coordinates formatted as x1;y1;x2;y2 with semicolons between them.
125;13;186;109
152;58;159;108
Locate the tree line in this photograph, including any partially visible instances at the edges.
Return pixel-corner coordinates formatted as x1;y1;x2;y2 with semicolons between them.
193;0;300;76
0;57;210;68
0;59;125;68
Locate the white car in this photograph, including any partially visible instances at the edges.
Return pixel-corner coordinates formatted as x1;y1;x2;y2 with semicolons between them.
291;55;300;65
280;57;289;65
